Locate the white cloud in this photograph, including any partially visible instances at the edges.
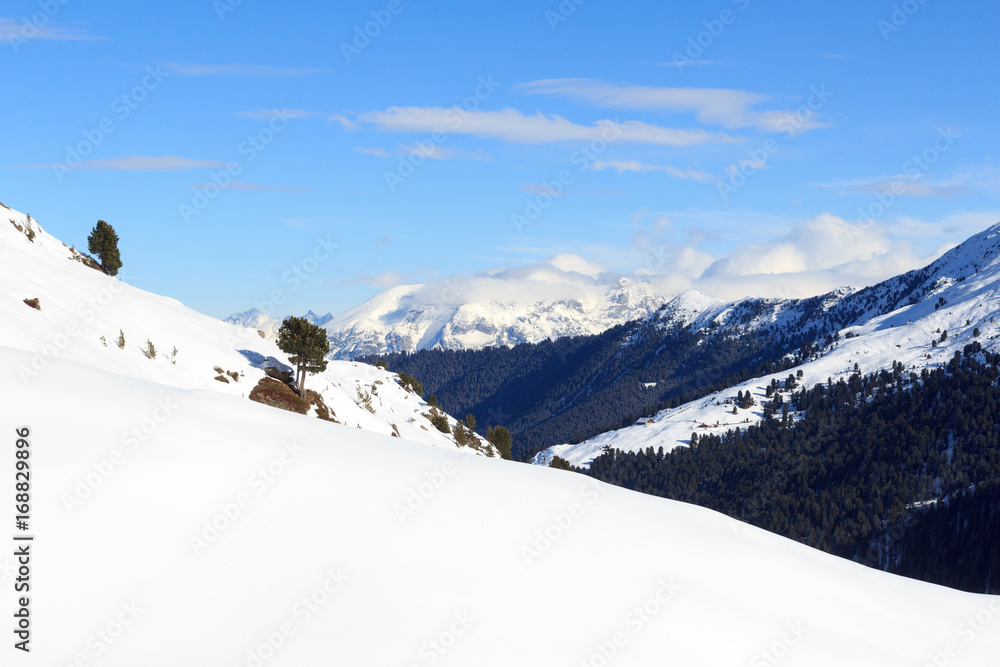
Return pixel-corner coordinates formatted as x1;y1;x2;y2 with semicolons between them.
355;107;738;147
16;155;227;171
329;115;360;130
817;177;967;198
191;181;310;193
0;18;103;42
891;211;1000;238
518;79;831;135
397;144;492;161
159;63;328;78
238;109;325;120
692;213;942;299
355;146;390;158
592;160;714;182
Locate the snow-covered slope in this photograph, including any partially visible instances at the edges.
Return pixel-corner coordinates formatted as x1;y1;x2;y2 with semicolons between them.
321;275;670;360
5;348;1000;665
0;203;495;455
536;221;1000;468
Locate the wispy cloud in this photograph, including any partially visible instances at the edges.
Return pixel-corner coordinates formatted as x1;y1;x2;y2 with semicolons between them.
329;115;359;130
816;176;967;199
15;155;226;171
592;160;714;182
238;109;326;120
159;62;329;78
398;144;493;161
0;18;104;43
356;107;738;147
518;79;831;135
192;181;311;193
660;59;724;69
355;146;390;157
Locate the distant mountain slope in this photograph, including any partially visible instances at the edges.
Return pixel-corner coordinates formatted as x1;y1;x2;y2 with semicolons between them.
538;221;1000;467
322;273;671;360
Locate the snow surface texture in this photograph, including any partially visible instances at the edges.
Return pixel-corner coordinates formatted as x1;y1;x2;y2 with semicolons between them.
535;222;1000;468
3;203;999;664
0;204;495;456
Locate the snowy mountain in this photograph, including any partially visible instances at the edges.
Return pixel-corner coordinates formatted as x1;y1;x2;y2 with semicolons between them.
321;263;671;360
224;307;282;340
535;221;1000;468
1;203;496;456
304;309;334;327
3;202;998;665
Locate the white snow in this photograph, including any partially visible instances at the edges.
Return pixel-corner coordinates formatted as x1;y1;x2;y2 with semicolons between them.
3;202;999;665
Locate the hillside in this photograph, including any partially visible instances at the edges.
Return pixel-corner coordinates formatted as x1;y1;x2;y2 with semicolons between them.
0;203;496;456
538;221;1000;467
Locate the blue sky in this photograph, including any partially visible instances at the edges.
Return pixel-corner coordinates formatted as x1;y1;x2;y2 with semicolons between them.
2;0;999;318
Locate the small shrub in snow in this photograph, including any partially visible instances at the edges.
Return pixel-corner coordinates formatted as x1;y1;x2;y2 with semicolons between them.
117;330;126;350
144;340;156;359
22;297;40;310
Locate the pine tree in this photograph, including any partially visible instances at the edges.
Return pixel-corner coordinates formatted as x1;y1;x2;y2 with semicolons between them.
276;316;330;398
87;220;123;276
117;329;125;349
486;425;513;460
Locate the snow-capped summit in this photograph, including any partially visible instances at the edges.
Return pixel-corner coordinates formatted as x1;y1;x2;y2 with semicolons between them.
303;309;333;327
320;271;671;360
224;307;281;339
